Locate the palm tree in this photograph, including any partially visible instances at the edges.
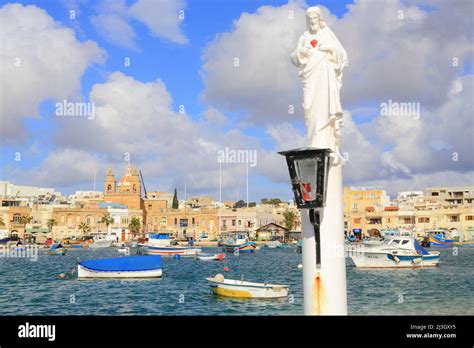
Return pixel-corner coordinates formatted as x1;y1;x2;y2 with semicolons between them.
0;216;5;228
283;210;297;242
129;217;141;237
46;218;57;243
77;222;91;235
101;213;114;233
20;215;33;242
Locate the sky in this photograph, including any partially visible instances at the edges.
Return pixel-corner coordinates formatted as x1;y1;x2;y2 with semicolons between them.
0;0;473;202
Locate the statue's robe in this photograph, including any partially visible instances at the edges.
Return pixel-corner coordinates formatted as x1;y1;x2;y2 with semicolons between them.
291;26;348;155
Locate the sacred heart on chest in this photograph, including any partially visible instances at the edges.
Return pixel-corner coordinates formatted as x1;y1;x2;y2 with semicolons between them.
310;39;318;48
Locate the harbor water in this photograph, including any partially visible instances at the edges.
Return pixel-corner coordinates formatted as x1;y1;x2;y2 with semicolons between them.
0;246;472;315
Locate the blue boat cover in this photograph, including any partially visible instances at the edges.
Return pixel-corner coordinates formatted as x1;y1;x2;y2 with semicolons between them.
414;239;429;255
49;243;63;251
80;256;163;272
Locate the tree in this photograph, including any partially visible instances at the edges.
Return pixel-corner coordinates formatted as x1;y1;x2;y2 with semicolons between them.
129;217;141;235
0;216;5;228
20;215;32;241
233;200;246;209
283;210;297;232
77;222;91;235
172;188;179;209
248;202;257;207
46;219;57;241
101;213;114;233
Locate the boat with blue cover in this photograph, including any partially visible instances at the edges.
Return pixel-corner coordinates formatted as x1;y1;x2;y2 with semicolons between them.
78;255;163;278
142;232;200;256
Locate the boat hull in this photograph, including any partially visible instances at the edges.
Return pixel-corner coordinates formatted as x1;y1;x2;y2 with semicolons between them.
197;253;225;261
350;251;439;268
78;265;162;278
222;241;256;253
48;248;66;255
207;278;288;299
144;246;201;256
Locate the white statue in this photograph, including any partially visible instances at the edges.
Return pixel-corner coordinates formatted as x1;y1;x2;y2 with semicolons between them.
291;6;348;161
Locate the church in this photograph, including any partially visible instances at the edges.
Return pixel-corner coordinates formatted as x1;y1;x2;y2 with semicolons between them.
103;164;144;210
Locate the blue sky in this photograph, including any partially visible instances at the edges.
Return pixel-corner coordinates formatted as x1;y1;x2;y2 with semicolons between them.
1;0;473;200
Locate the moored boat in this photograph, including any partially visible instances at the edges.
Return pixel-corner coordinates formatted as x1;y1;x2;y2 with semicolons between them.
78;255;163;279
196;253;225;261
48;243;66;255
207;274;289;299
221;232;256;253
427;230;454;248
348;237;440;268
144;245;201;256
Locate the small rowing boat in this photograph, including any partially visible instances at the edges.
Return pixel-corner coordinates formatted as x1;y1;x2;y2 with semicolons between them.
196;253;225;261
48;243;66;255
78;255;163;279
207;274;289;299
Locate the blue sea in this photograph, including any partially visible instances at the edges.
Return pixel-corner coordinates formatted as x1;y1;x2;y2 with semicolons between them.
0;246;472;315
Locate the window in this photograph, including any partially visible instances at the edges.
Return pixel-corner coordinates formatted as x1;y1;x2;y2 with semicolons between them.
174;218;178;225
352;203;358;211
238;220;242;226
431;192;439;196
450;216;459;222
13;214;21;223
418;217;430;223
465;215;474;221
232;219;236;226
192;217;196;225
353;218;361;224
133;184;137;193
387;218;391;223
354;193;360;199
401;240;409;245
148;205;152;210
107;184;112;193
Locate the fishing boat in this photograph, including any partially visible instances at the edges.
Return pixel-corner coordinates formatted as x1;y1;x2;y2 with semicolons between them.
222;232;256;253
265;240;282;249
88;234;114;249
207;274;289;299
78;255;163;279
142;232;200;256
196;253;225;261
116;247;130;254
348;237;440;268
427;230;454;247
48;243;66;255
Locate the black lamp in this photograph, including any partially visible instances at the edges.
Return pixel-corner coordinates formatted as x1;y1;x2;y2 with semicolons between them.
278;147;331;209
278;147;332;267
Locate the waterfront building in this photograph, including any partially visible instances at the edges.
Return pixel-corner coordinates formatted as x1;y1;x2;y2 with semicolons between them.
255;223;289;241
0;180;62;200
424;186;474;206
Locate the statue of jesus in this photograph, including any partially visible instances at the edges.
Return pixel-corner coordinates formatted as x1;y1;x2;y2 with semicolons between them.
291;6;348;161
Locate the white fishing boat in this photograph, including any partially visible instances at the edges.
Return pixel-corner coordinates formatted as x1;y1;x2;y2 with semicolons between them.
207;274;289;299
88;233;115;249
142;232;200;256
265;240;282;249
116;247;130;254
78;255;163;279
348;237;440;269
196;253;225;261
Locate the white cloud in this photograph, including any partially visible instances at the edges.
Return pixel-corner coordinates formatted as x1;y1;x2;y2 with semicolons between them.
200;0;473;191
90;0;187;48
0;3;105;144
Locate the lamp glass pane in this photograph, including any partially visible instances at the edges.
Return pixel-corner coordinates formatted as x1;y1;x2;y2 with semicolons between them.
295;157;318;202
